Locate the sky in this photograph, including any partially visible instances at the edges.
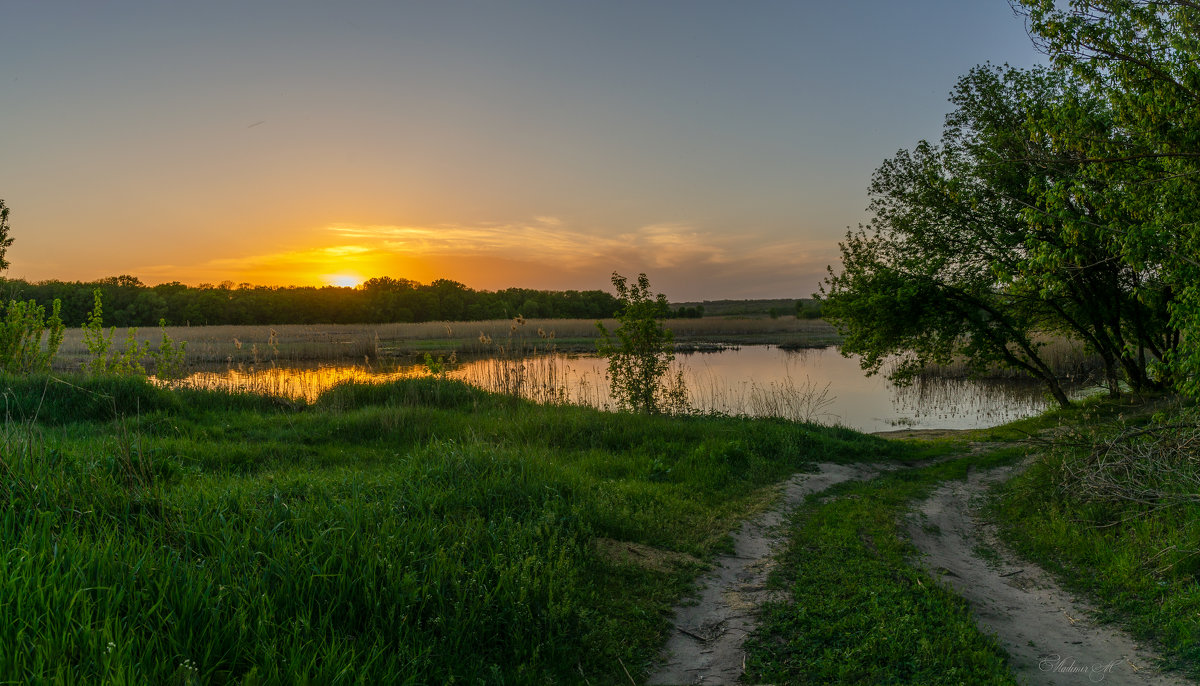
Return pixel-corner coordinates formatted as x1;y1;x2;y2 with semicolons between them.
0;1;1045;301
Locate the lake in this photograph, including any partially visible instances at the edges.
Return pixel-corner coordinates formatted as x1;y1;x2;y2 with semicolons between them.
178;345;1063;433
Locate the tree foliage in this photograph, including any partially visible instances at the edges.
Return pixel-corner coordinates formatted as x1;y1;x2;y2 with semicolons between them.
1015;0;1200;397
0;276;625;328
0;200;13;272
597;272;678;414
821;64;1175;406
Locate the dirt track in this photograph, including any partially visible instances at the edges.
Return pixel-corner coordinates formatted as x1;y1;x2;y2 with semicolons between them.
908;465;1192;685
646;462;887;685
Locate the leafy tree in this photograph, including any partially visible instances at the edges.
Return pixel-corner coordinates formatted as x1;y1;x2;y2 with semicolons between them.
597;272;677;413
1016;0;1200;396
0;200;13;271
821;65;1173;406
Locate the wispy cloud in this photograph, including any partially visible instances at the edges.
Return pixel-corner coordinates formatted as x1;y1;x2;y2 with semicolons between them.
325;220;813;268
129;218;839;298
325;219;838;297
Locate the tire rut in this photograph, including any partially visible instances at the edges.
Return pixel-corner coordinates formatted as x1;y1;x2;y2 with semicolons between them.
646;462;890;685
907;465;1192;685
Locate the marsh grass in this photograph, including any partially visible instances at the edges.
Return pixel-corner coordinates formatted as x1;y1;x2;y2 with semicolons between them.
167;353;847;426
906;336;1104;382
0;372;908;684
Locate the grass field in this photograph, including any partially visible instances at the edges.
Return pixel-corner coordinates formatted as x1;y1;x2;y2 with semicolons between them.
0;372;903;684
2;368;1193;683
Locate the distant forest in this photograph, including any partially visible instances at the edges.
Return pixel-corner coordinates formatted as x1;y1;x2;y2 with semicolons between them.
0;276;629;327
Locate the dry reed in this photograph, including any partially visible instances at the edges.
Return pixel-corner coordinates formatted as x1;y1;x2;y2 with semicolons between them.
906;336;1104;382
51;317;840;371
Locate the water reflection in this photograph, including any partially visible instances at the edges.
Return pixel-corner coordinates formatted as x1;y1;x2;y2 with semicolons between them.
173;346;1069;432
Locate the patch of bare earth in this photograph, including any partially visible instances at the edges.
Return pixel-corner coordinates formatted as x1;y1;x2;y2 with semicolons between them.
592;538;704;575
908;465;1192;685
872;428;969;440
646;462;888;686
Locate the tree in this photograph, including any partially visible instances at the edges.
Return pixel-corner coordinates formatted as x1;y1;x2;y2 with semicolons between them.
821;65;1173;406
596;272;677;413
1016;0;1200;396
0;200;13;271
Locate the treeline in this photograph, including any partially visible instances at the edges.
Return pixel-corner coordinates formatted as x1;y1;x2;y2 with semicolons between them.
822;2;1200;404
0;275;625;327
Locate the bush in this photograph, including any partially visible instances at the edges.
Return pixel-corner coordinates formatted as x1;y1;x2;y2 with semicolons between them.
596;273;678;413
0;299;65;374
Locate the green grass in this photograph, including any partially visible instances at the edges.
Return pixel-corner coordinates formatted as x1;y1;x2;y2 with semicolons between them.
0;373;911;684
989;402;1200;680
743;446;1026;685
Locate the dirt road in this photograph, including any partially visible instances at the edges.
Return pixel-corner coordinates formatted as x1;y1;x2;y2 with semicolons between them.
908;465;1192;685
646;462;887;685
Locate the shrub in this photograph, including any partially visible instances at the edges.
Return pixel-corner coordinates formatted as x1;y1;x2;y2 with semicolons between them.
0;299;65;374
596;272;677;413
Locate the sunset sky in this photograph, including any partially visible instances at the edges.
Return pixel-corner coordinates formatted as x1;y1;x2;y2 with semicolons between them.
1;1;1044;300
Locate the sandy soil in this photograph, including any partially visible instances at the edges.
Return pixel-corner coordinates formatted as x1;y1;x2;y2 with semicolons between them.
646;462;888;686
908;465;1193;685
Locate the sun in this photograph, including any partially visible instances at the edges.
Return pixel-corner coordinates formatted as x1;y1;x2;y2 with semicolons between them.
324;274;364;288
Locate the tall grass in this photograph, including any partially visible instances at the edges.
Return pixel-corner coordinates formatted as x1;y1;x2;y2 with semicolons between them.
905;336;1104;382
0;373;910;683
164;353;845;425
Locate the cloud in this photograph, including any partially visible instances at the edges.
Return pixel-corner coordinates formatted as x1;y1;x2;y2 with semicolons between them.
327;220;763;267
127;218;841;298
323;219;839;297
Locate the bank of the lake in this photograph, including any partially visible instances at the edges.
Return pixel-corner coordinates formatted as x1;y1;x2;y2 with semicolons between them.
3;373;1192;684
173;345;1067;433
0;373;914;684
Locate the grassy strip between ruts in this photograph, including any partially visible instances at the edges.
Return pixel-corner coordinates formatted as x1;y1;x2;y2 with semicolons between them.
989;400;1200;681
743;444;1027;685
0;373;915;685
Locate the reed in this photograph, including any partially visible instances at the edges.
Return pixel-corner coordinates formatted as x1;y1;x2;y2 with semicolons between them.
50;317;841;371
907;336;1104;382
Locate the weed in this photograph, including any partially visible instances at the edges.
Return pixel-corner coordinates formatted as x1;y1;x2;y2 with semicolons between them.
81;290;187;377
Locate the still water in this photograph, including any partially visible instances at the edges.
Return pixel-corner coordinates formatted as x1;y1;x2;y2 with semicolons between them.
178;346;1062;433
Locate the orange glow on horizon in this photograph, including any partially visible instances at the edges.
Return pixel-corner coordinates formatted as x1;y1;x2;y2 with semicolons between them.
323;274;365;288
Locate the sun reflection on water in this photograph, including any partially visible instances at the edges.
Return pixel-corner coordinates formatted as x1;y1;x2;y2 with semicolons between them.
168;347;1073;432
